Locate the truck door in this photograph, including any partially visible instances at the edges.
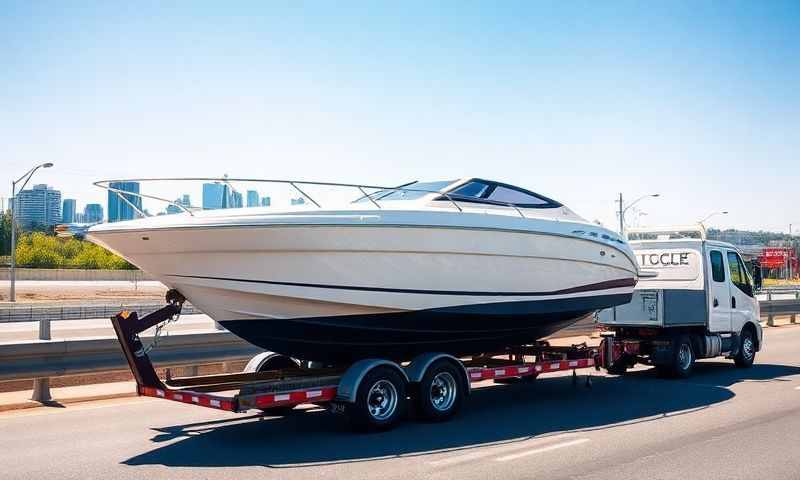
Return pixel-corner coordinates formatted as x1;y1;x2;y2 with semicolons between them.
708;249;732;332
726;250;756;332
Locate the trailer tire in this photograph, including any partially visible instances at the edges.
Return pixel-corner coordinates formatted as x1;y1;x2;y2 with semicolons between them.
734;328;756;368
348;366;407;432
660;334;694;379
416;359;466;422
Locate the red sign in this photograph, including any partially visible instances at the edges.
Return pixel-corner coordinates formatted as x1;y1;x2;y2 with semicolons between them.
759;247;796;268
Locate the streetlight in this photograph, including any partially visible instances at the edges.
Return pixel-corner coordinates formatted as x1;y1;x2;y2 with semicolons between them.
699;210;729;224
10;162;54;303
617;193;660;235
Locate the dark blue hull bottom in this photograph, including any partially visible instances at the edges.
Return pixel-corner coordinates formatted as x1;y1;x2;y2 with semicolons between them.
220;293;631;363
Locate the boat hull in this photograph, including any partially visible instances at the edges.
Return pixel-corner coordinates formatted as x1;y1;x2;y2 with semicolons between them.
88;211;638;362
219;293;629;362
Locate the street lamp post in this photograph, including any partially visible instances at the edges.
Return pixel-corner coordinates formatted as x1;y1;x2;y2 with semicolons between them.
617;193;660;235
698;211;729;225
10;163;54;303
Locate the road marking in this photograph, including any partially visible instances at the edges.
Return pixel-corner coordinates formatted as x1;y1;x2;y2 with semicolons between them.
428;447;508;467
428;435;583;467
494;438;590;462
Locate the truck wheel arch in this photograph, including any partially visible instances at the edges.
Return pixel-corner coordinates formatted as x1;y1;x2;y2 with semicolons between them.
741;322;760;351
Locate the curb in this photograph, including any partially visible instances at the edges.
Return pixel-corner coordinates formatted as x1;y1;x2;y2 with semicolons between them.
0;390;138;413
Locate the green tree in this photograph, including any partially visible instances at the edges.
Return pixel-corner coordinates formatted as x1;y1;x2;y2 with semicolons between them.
14;231;135;270
0;211;17;256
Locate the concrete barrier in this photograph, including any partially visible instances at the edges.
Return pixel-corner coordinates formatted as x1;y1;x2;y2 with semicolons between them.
0;303;199;323
0;268;154;281
0;331;260;382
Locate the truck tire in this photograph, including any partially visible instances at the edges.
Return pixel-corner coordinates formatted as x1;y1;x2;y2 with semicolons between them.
348;366;407;432
606;361;628;375
658;334;694;379
734;328;756;368
416;359;465;422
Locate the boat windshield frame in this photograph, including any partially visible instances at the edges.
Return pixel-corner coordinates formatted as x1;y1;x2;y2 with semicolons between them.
92;177;553;220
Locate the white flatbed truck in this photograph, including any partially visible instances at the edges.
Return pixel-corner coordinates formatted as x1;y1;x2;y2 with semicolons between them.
597;225;763;378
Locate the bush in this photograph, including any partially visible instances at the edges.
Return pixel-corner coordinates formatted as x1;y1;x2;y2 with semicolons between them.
14;232;135;270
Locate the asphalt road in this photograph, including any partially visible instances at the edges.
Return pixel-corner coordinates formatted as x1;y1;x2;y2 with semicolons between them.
1;326;799;480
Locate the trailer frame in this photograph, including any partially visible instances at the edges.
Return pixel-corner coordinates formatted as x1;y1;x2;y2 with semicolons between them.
110;299;604;426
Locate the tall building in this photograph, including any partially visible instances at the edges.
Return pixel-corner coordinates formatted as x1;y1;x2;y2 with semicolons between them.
84;204;104;223
246;190;259;207
260;196;271;207
166;194;192;215
232;191;243;208
108;181;142;222
14;184;62;229
202;182;233;209
74;212;85;223
62;199;76;223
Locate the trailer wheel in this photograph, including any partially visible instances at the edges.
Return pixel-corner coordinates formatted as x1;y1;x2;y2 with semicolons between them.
348;366;407;432
659;335;694;379
734;328;756;368
416;359;465;422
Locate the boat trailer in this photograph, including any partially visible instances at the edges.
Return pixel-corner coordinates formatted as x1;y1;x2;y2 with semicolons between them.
111;294;610;430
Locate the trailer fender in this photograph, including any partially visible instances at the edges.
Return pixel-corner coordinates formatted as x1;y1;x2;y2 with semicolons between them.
335;359;409;404
405;353;471;396
243;351;300;373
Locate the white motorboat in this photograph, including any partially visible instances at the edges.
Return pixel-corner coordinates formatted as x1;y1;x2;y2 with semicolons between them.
87;178;638;362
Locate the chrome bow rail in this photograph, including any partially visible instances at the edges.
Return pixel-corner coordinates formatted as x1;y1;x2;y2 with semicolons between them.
93;177;529;218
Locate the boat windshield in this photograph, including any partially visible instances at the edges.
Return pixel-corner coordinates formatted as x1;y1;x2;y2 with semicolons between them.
354;180;455;203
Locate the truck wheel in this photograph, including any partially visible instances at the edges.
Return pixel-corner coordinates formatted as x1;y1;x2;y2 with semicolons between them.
606;356;628;375
348;366;407;432
665;335;695;379
606;361;628;375
416;360;465;422
734;328;756;368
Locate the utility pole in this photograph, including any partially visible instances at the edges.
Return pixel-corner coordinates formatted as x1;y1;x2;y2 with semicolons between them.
10;163;54;302
790;223;794;281
617;192;659;237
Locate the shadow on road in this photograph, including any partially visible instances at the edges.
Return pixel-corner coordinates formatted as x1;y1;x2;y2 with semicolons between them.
124;362;800;468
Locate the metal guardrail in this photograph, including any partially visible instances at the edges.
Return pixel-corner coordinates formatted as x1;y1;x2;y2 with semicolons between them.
0;330;260;382
760;290;800;327
0;303;199;323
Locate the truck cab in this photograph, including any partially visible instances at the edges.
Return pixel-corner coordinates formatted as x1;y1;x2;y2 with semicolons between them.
598;225;762;378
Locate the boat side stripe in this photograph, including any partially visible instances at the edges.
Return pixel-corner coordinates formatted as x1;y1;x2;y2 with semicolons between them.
166;274;636;297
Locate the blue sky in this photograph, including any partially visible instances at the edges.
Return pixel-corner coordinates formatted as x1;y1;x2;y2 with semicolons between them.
2;1;799;230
